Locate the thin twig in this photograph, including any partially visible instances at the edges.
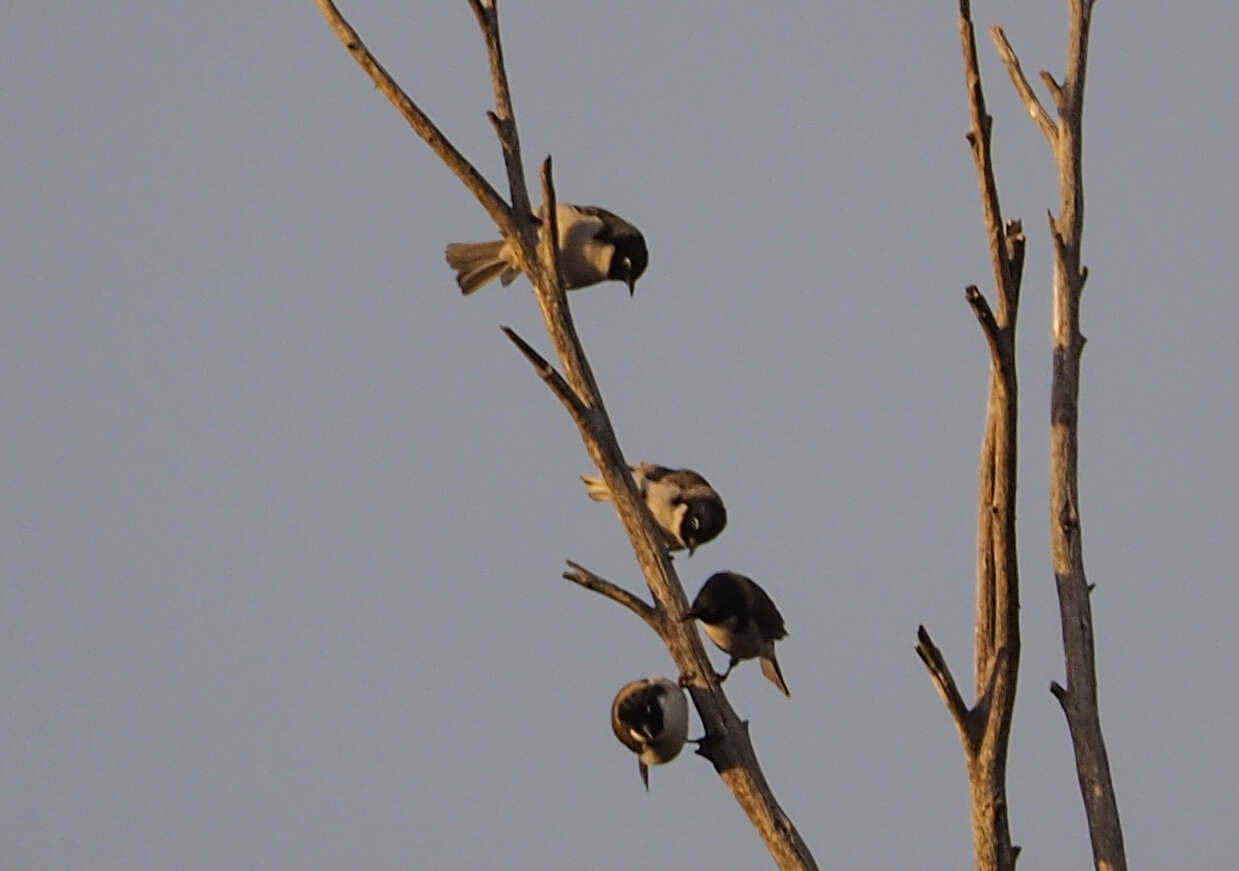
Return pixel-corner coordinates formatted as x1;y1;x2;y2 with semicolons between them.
313;0;513;236
964;285;1002;363
956;0;1017;323
562;561;659;632
915;626;971;742
500;327;589;423
538;157;565;296
467;0;532;224
1039;71;1065;110
990;26;1057;148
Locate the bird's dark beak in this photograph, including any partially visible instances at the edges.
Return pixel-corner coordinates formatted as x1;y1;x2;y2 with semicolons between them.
639;762;650;791
626;278;636;296
687;542;697;556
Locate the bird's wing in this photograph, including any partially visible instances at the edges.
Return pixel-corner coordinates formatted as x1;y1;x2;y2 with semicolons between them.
632;463;672;480
572;205;639;242
658;469;717;502
747;581;789;640
556;203;605;240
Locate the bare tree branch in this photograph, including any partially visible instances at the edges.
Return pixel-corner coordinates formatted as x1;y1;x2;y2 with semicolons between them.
538;157;566;294
964;285;1002;365
990;27;1057;148
956;0;1018;325
466;0;533;225
1039;71;1066;111
957;0;1022;761
315;3;819;869
499;326;590;424
1030;0;1128;868
915;625;972;746
313;0;512;236
562;561;659;632
915;4;1023;871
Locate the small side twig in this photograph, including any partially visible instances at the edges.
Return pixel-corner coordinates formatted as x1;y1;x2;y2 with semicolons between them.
538;157;565;296
922;6;1024;871
990;26;1057;148
956;0;1019;321
499;326;590;424
563;561;660;632
915;625;971;743
964;285;1002;362
1039;71;1065;111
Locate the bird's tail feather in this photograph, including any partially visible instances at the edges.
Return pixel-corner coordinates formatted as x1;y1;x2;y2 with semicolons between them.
581;474;613;503
761;655;791;697
445;240;514;295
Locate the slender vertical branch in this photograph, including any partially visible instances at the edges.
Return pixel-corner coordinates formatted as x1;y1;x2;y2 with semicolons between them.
1037;1;1128;869
957;0;1018;327
466;0;533;225
916;4;1022;871
314;3;818;869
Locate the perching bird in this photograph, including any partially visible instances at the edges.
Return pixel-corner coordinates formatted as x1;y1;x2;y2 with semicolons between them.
445;203;648;295
581;463;727;555
685;572;790;696
610;677;689;790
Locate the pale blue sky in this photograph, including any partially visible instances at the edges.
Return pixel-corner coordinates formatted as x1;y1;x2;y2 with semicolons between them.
5;1;1237;868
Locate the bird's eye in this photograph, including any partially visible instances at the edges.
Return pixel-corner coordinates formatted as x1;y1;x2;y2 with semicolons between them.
687;516;700;530
620;257;631;272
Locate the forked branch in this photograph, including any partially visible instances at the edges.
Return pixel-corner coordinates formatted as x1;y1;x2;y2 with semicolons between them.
990;27;1056;148
314;0;512;235
917;4;1022;871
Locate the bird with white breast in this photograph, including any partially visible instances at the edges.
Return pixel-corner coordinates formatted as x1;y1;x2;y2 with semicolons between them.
581;463;727;556
446;203;648;295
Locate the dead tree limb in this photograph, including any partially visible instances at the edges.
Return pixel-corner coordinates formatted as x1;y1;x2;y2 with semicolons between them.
562;561;659;633
993;2;1128;869
313;2;818;869
916;3;1022;871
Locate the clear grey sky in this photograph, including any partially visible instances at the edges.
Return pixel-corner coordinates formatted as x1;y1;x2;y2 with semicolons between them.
5;1;1237;868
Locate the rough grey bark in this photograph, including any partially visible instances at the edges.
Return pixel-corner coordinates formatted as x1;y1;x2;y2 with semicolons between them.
993;2;1129;869
313;2;818;869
